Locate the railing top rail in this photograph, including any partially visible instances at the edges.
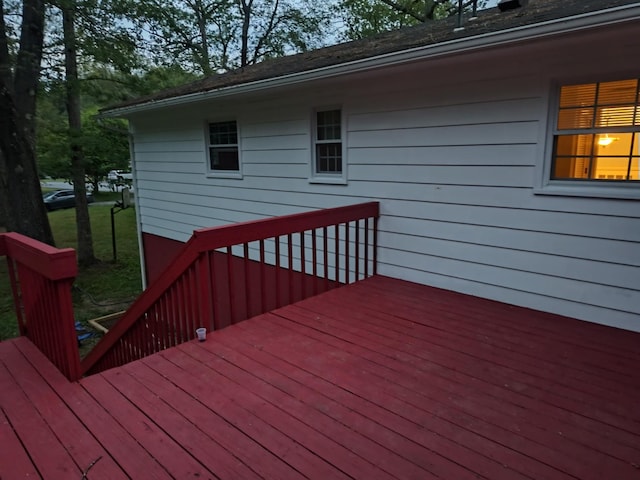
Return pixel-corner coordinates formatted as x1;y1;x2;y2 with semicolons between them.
81;201;379;375
0;232;77;280
192;202;379;252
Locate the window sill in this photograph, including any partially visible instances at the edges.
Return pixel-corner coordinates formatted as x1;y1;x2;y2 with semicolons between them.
534;182;640;200
206;171;243;180
308;175;347;186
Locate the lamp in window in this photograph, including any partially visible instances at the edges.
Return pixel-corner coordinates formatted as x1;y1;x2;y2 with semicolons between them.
597;133;618;147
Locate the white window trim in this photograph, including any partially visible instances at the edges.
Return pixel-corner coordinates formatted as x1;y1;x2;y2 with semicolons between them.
205;119;243;179
535;77;640;200
309;107;347;185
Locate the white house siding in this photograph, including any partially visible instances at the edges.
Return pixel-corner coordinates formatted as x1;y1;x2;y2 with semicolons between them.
129;27;640;332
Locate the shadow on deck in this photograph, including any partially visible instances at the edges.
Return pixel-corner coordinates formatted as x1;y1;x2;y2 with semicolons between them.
1;276;639;479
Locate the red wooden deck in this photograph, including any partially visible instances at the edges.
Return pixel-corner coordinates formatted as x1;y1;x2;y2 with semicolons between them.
1;276;639;479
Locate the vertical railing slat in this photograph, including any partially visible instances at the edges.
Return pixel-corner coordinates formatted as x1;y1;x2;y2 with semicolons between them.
355;220;360;282
259;239;266;314
287;233;293;304
70;202;379;376
312;230;318;296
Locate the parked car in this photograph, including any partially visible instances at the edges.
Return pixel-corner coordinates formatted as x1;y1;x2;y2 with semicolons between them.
43;189;94;211
107;170;133;182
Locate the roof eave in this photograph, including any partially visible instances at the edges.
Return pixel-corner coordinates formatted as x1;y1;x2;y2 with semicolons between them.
102;3;640;118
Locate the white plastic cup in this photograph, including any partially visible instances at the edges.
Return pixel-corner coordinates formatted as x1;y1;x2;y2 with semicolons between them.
196;327;207;342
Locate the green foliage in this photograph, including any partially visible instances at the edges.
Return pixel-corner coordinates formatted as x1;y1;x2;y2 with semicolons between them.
36;85;129;183
338;0;488;40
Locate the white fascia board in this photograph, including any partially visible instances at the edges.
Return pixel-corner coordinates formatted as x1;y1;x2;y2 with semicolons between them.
104;3;640;118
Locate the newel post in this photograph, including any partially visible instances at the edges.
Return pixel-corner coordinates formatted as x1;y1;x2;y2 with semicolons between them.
1;232;81;381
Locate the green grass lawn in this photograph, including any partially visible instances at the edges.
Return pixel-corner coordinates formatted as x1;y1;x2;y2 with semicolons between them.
0;205;142;341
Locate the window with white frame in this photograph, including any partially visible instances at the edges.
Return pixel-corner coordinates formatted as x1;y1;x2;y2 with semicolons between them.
314;109;343;175
208;120;240;172
551;78;639;183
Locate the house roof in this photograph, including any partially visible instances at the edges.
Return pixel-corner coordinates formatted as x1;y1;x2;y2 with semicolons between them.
104;0;640;115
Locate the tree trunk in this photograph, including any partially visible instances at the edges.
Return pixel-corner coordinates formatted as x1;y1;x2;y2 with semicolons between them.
195;0;212;75
0;151;9;229
63;2;96;265
239;0;252;67
0;0;54;244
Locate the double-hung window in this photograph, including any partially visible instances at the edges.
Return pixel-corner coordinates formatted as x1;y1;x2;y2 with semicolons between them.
550;78;639;184
313;109;344;180
208;120;240;174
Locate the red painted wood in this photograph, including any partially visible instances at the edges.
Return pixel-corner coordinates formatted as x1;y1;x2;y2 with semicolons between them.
234;315;540;480
131;359;304;479
340;281;640;398
0;356;80;478
82;202;379;375
267;306;636;480
332;224;338;286
164;345;363;479
0;404;40;479
4;235;81;381
372;217;378;275
102;364;260;480
147;350;348;479
311;230;318;295
141;232;183;284
259;239;266;312
323;226;329;291
287;233;293;304
189;339;439;479
364;218;369;278
3;278;640;479
355;220;360;281
0;232;77;280
82;373;211;479
0;340;127;480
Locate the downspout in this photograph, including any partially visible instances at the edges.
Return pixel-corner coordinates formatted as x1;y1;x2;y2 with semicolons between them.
128;126;147;290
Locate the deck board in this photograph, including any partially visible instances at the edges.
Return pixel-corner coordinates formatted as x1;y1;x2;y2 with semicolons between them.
1;275;639;479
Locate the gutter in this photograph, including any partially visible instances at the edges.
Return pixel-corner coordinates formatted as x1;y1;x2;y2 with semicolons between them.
103;3;640;118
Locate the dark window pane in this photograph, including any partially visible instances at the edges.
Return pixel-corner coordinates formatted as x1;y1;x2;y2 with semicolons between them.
316;110;341;140
210;147;239;171
316;143;342;173
209;121;238;145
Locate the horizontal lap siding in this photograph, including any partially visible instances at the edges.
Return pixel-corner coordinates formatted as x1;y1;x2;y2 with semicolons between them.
131;43;640;331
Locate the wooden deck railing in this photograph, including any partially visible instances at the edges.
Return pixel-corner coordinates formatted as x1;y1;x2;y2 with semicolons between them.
0;232;81;381
82;202;379;376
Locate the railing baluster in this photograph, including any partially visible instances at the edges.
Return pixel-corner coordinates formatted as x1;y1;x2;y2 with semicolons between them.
227;246;236;324
323;226;329;292
70;201;379;376
275;236;281;308
345;222;350;284
312;230;318;296
287;233;293;303
259;239;266;313
300;231;306;298
355;220;360;282
373;216;378;276
364;218;370;278
334;223;340;286
243;243;251;319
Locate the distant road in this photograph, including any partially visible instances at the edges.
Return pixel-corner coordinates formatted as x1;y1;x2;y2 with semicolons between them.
42;181;130;193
